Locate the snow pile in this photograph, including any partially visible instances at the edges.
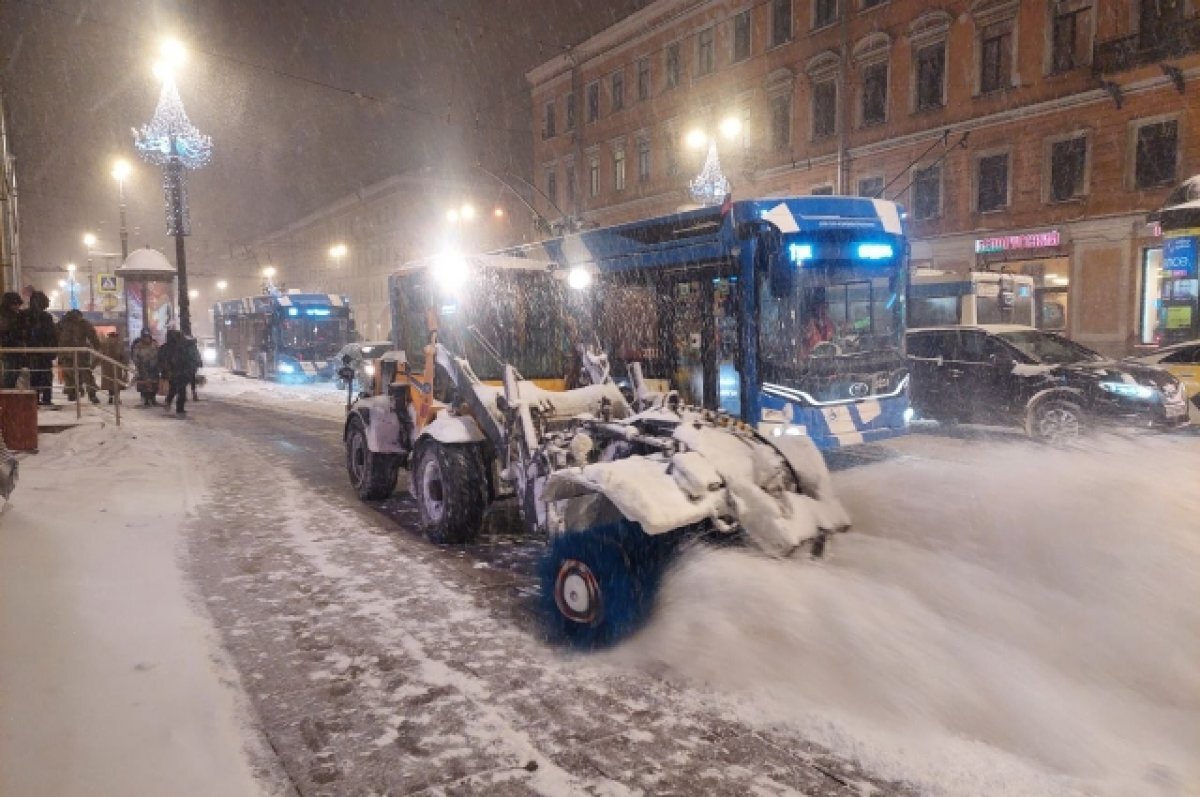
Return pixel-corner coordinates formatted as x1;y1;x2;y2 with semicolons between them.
202;368;347;421
612;434;1200;797
0;418;273;796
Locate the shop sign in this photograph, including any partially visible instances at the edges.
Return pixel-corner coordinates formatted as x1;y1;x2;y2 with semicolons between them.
974;230;1061;254
1166;305;1193;329
1162;236;1197;277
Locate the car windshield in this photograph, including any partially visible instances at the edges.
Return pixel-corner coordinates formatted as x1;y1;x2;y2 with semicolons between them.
996;329;1104;364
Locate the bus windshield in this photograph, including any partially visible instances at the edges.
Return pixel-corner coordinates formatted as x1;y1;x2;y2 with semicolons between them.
278;317;350;361
758;248;907;402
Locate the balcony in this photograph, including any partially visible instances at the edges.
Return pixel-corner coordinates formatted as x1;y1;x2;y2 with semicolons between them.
1093;17;1200;74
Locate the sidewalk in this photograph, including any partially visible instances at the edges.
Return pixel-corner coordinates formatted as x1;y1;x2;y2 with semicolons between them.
0;413;279;796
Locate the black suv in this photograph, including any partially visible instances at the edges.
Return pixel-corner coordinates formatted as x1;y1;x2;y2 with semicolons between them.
908;325;1189;441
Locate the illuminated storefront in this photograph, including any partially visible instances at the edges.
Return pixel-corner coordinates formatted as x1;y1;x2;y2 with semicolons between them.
973;229;1071;333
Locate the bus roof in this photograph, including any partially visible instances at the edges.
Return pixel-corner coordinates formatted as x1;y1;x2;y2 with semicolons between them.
213;292;349;315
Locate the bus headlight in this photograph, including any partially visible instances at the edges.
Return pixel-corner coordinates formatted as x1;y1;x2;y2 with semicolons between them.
567;266;593;290
434;251;469;291
903;407;915;423
278;362;295;374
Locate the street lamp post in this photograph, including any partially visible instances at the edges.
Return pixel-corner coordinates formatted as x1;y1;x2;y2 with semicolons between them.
82;232;97;311
64;264;79;310
133;38;212;338
111;159;131;262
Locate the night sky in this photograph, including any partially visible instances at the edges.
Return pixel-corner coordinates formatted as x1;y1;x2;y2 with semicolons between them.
0;0;642;289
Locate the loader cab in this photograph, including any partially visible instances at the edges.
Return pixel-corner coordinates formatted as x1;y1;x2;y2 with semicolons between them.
388;255;572;388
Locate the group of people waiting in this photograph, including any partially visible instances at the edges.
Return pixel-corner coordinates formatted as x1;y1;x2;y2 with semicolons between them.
0;289;202;417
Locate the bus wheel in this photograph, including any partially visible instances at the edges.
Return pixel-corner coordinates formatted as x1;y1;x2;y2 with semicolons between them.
412;442;486;544
346;415;399;501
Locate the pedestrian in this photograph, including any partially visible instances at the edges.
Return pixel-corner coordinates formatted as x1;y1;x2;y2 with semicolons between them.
185;335;201;401
159;329;201;416
98;331;129;404
130;329;160;407
0;292;25;389
56;309;101;403
22;291;58;405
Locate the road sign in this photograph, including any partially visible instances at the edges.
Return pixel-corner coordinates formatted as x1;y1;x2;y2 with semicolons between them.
98;273;118;293
100;293;119;312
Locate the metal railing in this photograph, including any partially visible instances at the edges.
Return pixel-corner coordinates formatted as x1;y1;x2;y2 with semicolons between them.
0;346;134;427
1093;18;1200;74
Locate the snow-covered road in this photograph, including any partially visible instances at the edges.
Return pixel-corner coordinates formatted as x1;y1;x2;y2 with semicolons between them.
4;383;1198;796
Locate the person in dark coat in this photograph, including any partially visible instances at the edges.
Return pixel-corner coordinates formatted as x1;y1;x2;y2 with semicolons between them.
22;291;58;405
159;329;202;416
56;309;100;403
0;292;24;389
130;329;160;407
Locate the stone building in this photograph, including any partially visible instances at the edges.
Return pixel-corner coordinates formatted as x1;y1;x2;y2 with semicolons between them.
527;0;1200;354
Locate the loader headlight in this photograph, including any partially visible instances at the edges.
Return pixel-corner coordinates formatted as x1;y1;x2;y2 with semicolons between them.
434;251;470;291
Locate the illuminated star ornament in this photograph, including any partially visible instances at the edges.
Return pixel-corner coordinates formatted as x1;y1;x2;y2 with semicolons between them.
689;141;731;207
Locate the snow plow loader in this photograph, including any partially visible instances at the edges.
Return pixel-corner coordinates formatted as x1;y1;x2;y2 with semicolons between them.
344;254;849;646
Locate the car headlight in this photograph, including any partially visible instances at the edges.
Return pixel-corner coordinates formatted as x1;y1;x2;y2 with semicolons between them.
1099;381;1155;400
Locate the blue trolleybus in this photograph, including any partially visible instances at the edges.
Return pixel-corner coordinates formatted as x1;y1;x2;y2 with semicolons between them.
214;292;354;380
497;196;911;449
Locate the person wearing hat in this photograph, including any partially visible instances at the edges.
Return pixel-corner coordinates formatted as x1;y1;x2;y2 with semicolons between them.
23;291;58;405
0;292;25;389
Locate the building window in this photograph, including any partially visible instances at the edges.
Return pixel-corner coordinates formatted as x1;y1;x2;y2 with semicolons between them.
1051;4;1090;73
977;153;1009;212
543;101;556;138
913;164;941;219
861;62;888;126
1134;119;1178;189
665;43;681;89
566;162;577;203
1049;136;1087;201
611;71;625;112
589;157;600;197
858;176;885;197
915;42;945;110
638;138;651;182
812;79;837;139
565;92;576;130
637;58;651;100
586;82;600;123
979;21;1014;94
733;11;752;62
666;131;680;177
697;26;715;75
545;169;558;207
862;0;886;8
811;185;834;195
770;94;792;152
614;149;627;192
814;0;839;29
771;0;792;47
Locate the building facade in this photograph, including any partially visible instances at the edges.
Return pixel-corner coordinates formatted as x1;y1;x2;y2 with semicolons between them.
0;81;19;294
224;171;531;341
527;0;1200;355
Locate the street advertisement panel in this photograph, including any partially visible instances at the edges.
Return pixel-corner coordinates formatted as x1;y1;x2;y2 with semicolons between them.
125;280;176;343
1162;236;1198;277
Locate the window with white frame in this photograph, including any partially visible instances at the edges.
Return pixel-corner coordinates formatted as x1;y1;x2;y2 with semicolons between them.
637;137;651;182
1050;1;1092;73
1134;118;1178;189
733;11;752;62
915;41;946;110
565;92;576;130
861;61;888;126
1047;135;1088;201
614;147;627;192
858;175;885;197
666;43;681;89
545;167;558;207
812;78;837;139
976;152;1010;212
979;18;1014;93
611;70;625;111
913;163;942;219
771;0;792;46
543;101;556;138
589;156;600;197
637;58;651;100
770;93;792;152
814;0;838;29
565;160;577;203
586;82;600;123
697;26;715;75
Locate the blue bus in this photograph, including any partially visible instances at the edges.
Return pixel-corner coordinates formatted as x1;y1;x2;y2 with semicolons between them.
213;292;354;380
497;196;910;449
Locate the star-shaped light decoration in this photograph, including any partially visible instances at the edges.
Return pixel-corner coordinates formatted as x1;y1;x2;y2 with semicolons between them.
689;141;731;207
132;77;212;169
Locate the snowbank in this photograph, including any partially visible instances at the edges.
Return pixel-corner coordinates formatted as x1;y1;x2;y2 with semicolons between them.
0;419;273;796
201;368;348;421
611;433;1200;797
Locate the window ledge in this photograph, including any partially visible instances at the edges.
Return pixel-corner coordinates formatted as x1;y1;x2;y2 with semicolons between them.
861;118;888;129
975;86;1015;99
811;20;840;33
976;207;1010;215
765;39;794;53
1047;195;1086;205
912;103;946;116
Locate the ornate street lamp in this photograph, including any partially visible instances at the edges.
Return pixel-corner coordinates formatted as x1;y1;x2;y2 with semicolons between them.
685;116;742;207
132;38;212;337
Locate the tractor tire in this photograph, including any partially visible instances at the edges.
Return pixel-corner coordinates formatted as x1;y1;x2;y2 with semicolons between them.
412;442;487;544
537;520;681;649
346;414;400;501
1027;397;1085;444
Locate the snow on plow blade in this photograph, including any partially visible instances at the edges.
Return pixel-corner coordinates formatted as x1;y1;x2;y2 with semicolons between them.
542;411;849;558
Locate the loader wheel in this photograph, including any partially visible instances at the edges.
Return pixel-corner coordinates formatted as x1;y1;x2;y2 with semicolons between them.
412;442;487;544
346;415;400;501
537;520;680;649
